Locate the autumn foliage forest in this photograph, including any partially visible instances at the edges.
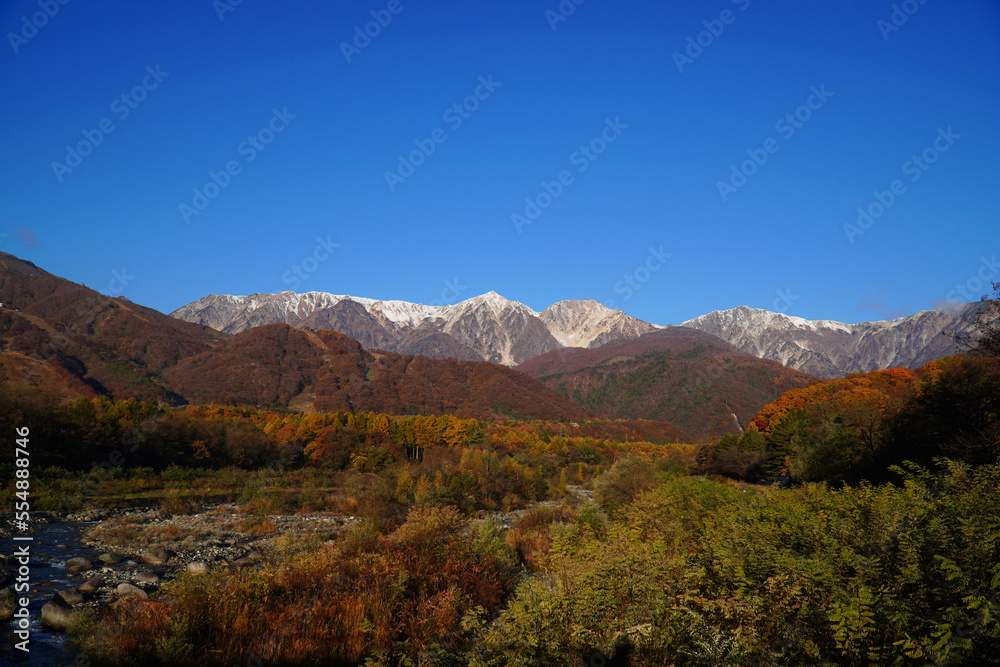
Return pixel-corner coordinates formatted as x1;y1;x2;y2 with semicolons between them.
2;288;1000;665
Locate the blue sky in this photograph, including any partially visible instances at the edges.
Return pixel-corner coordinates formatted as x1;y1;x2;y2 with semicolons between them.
1;0;998;326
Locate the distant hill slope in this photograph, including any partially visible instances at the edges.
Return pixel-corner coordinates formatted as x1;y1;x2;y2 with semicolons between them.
518;327;819;441
163;323;594;421
0;252;596;422
682;305;977;378
0;251;224;402
516;326;741;377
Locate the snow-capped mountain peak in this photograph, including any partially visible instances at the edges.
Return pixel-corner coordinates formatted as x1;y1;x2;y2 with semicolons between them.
682;304;978;377
540;300;657;348
454;291;537;316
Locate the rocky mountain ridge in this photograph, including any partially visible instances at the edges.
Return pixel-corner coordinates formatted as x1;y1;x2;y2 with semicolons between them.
681;305;978;378
171;292;654;366
172;291;979;377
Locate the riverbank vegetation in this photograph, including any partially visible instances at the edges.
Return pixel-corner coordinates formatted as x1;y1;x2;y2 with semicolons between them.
66;460;1000;665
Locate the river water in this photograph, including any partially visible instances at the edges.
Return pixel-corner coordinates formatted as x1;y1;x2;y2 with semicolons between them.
3;521;103;666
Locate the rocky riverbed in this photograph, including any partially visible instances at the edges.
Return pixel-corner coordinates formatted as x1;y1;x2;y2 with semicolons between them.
1;504;360;663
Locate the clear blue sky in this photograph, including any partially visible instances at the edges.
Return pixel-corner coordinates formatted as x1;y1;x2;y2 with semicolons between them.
2;0;998;325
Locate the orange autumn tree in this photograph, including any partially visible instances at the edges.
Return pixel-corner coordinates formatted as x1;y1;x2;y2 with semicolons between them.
442;415;471;446
754;367;919;435
303;424;360;468
752;366;922;482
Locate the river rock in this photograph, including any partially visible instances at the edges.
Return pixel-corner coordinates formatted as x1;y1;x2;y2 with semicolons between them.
0;588;16;621
116;583;148;599
41;601;73;631
135;571;160;584
231;557;254;568
57;588;85;606
247;550;264;563
97;553;119;565
140;547;173;565
78;576;105;594
187;561;209;576
65;557;94;574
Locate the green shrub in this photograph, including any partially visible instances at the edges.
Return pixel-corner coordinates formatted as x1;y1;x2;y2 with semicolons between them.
592;455;661;514
473;515;518;569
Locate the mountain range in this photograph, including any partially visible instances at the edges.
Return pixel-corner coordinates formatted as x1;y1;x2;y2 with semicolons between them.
171;291;657;367
173;291;979;378
0;250;985;442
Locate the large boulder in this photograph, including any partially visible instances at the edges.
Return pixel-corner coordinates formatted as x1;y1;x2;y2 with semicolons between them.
65;557;94;574
116;583;148;599
186;561;209;576
57;588;85;606
41;601;74;631
140;547;173;565
78;576;105;594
